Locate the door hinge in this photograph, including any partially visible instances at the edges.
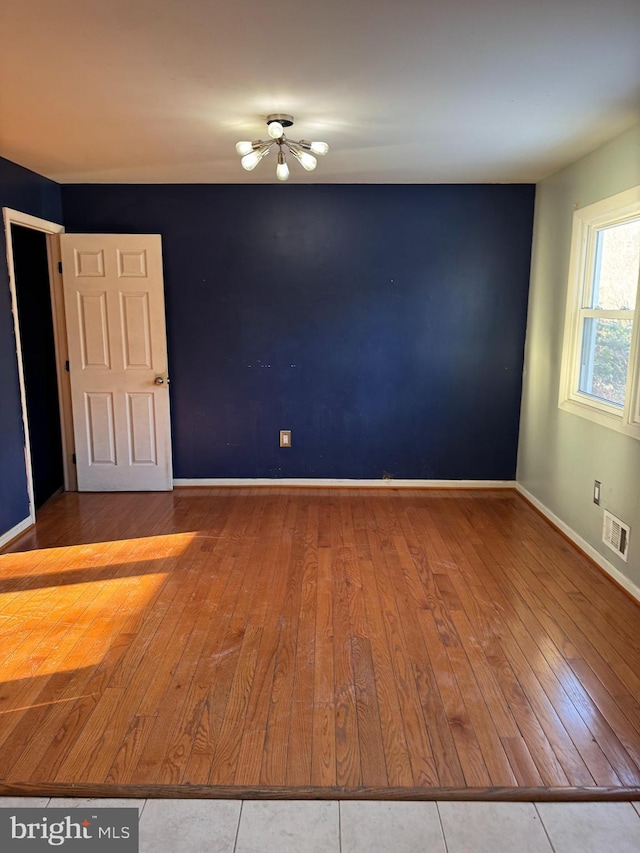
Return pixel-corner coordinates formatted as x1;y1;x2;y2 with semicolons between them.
72;453;76;465
58;261;63;274
65;360;70;372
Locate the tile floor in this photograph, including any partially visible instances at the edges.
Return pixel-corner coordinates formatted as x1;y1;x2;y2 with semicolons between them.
1;797;639;851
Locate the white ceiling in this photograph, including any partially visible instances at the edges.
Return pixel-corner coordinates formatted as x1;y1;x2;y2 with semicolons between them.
1;0;639;184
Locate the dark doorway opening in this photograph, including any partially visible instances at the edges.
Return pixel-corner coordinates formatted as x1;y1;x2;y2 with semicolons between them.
11;225;64;509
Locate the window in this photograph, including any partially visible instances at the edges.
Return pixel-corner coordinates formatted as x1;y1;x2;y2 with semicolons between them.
559;186;640;439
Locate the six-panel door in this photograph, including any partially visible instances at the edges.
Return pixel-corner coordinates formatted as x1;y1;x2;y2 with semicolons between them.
60;234;173;491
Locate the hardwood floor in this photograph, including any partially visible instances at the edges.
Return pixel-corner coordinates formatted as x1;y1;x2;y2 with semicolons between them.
1;488;639;799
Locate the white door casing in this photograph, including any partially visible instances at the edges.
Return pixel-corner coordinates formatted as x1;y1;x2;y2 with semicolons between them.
60;234;173;491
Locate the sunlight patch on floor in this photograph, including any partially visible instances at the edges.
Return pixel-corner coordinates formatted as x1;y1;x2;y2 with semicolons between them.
0;532;199;573
0;572;169;682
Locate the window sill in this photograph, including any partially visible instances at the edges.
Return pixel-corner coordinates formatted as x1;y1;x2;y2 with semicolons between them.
559;397;640;440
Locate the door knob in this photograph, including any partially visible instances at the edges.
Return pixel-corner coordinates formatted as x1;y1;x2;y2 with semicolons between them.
154;376;165;385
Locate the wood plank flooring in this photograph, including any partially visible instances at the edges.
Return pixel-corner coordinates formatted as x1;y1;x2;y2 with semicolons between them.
0;488;639;799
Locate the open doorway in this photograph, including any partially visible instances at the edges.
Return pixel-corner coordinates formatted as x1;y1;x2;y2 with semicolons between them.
3;207;75;525
11;225;64;508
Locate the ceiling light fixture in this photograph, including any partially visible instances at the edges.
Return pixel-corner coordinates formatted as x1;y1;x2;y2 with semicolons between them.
235;114;329;182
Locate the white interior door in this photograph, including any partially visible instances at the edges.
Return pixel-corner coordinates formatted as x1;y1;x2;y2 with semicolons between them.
60;234;173;491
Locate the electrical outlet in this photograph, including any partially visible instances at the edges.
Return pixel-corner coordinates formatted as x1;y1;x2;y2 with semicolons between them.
280;430;292;448
593;480;601;505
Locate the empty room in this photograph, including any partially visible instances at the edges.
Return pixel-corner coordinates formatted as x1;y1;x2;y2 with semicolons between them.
0;0;639;850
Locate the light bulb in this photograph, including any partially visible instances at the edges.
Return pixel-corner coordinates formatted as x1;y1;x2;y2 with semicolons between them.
291;148;317;171
241;150;262;170
309;141;329;156
235;140;254;156
241;150;263;170
298;139;329;156
276;151;289;181
268;121;284;139
240;144;272;171
276;161;290;181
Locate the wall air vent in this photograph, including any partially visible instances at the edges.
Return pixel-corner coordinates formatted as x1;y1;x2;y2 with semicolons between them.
602;510;630;562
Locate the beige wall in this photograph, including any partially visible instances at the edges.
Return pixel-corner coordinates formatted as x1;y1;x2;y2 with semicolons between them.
518;123;640;591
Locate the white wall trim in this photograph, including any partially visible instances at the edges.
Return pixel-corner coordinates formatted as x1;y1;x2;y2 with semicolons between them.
2;208;65;234
174;478;516;489
0;516;32;550
557;185;640;442
2;207;70;525
516;483;640;603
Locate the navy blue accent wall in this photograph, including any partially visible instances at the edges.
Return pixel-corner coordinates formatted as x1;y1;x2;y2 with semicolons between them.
0;157;62;537
62;184;534;480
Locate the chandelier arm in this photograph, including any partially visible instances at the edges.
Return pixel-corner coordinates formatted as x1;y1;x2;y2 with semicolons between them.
283;141;307;159
238;140;275;157
282;140;301;157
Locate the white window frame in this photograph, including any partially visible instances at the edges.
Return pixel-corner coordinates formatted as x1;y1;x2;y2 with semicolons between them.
558;185;640;440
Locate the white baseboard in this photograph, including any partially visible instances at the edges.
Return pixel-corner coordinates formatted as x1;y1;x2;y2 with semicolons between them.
516;483;640;603
0;516;33;550
173;478;516;489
